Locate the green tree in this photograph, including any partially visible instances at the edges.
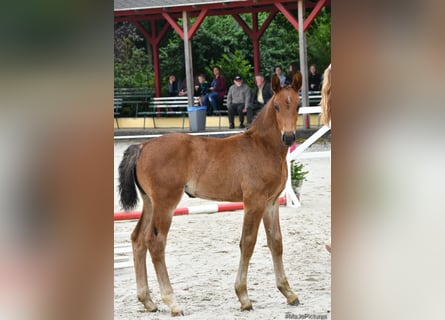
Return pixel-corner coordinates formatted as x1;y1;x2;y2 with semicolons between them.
192;15;251;75
260;12;300;77
114;22;154;88
116;8;330;93
306;7;331;72
260;8;331;76
206;50;254;89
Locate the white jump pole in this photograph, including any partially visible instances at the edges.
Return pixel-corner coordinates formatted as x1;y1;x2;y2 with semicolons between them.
284;125;331;207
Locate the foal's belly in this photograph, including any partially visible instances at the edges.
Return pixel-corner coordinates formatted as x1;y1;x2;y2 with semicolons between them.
184;176;243;202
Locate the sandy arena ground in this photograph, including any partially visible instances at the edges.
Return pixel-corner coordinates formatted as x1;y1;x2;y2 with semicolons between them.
114;139;331;319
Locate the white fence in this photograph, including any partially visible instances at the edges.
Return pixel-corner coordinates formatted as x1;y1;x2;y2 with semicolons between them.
284;106;331;208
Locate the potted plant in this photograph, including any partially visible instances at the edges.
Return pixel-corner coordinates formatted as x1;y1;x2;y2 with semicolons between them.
290;160;309;201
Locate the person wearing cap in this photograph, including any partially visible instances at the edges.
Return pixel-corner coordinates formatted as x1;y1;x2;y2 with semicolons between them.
226;75;251;129
248;73;274;125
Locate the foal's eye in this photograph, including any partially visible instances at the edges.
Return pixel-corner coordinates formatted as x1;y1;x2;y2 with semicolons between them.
274;104;279;112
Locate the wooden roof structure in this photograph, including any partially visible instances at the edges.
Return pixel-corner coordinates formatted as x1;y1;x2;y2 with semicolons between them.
114;0;331;107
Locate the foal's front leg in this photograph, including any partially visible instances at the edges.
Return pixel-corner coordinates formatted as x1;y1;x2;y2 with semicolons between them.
262;202;300;306
234;201;264;311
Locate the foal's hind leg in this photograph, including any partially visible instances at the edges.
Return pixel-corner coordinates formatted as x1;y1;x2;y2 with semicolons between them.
131;195;158;312
262;201;300;306
146;189;184;316
235;198;265;311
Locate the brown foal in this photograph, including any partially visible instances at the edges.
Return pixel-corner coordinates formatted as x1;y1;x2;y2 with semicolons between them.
118;72;303;316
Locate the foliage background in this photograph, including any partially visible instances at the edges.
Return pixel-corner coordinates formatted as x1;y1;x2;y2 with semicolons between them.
114;7;330;95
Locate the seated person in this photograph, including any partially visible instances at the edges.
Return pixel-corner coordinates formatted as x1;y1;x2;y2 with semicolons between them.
194;74;210;106
274;65;286;87
227;75;251;129
178;80;187;96
203;66;226;115
308;64;321;92
248;73;274;125
167;74;182;97
285;62;299;86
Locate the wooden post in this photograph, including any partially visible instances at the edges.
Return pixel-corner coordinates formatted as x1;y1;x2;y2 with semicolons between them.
252;12;260;74
183;11;194;107
232;11;277;76
298;0;310;128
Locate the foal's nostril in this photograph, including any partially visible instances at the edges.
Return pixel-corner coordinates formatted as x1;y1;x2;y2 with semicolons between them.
281;132;296;146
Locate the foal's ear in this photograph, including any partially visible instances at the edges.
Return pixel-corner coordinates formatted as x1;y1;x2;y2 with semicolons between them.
271;74;281;93
291;71;303;92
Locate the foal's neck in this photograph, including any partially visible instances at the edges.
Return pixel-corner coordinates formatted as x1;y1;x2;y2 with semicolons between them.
248;102;288;157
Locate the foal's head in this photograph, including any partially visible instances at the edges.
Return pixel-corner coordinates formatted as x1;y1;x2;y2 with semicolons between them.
270;71;303;146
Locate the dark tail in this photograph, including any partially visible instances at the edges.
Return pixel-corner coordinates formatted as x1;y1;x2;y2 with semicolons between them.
118;144;142;211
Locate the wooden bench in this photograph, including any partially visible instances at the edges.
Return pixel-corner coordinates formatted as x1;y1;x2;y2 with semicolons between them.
127;92;322;130
307;91;322;106
114;87;153;116
137;96;200;129
114;98;123;129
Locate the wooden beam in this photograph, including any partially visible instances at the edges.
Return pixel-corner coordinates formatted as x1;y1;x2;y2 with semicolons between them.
258;10;278;37
114;0;320;18
275;2;299;30
232;10;278;74
252;11;258;33
252;12;260;74
298;0;309;114
155;22;171;44
152;42;161;97
231;14;253;38
162;12;184;39
132;21;153;43
188;8;208;39
132;21;170;97
183;11;195;107
303;0;326;31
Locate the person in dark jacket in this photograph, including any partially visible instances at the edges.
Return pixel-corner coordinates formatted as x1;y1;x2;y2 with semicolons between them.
285;62;300;86
247;73;274;125
167;74;182;97
194;73;210;106
308;64;321;92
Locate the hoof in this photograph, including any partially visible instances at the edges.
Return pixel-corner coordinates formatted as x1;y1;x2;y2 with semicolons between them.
143;302;158;313
171;310;184;317
240;302;253;311
325;240;331;253
288;296;300;306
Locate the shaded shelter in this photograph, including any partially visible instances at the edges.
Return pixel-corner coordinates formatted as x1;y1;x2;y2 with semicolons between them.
114;0;330;110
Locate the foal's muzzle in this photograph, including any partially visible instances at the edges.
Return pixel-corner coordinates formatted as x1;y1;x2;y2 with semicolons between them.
281;131;296;147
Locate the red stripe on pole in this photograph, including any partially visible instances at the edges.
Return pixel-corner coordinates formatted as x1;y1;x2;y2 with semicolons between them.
174;207;189;216
114;197;287;221
217;202;244;212
114;211;141;221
